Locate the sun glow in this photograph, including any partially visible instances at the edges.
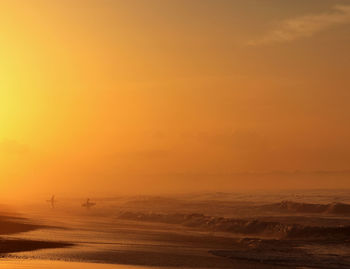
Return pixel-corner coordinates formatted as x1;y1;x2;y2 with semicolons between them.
0;1;350;200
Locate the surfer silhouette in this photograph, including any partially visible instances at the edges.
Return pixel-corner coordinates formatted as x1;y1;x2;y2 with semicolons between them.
46;195;56;208
82;198;96;209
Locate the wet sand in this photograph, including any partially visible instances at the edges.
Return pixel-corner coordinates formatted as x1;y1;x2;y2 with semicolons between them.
1;210;285;269
0;259;136;269
0;258;284;269
0;215;72;256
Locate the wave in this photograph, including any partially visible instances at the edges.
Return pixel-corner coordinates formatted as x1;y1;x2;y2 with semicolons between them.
118;211;350;240
262;201;350;214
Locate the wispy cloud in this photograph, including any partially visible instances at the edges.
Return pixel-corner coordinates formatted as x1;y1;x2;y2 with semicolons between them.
249;5;350;45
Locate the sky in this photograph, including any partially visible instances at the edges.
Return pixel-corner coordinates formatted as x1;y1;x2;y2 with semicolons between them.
1;0;350;199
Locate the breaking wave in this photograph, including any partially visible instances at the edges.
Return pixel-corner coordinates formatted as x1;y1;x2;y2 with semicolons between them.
118;211;350;240
263;201;350;215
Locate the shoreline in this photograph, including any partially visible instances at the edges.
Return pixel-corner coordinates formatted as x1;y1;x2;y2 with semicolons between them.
0;215;73;256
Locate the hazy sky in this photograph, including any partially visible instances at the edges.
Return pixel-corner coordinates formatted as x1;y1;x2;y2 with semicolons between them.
1;0;350;198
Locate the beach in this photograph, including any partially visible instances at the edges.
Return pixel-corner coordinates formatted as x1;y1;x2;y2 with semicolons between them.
1;191;350;268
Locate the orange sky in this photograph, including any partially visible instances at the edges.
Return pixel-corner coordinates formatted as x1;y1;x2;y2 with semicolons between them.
1;0;350;199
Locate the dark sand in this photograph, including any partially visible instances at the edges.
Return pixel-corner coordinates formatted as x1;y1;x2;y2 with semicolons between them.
0;215;72;256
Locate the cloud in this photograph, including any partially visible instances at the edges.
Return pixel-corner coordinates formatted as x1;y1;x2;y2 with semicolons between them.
249;5;350;45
